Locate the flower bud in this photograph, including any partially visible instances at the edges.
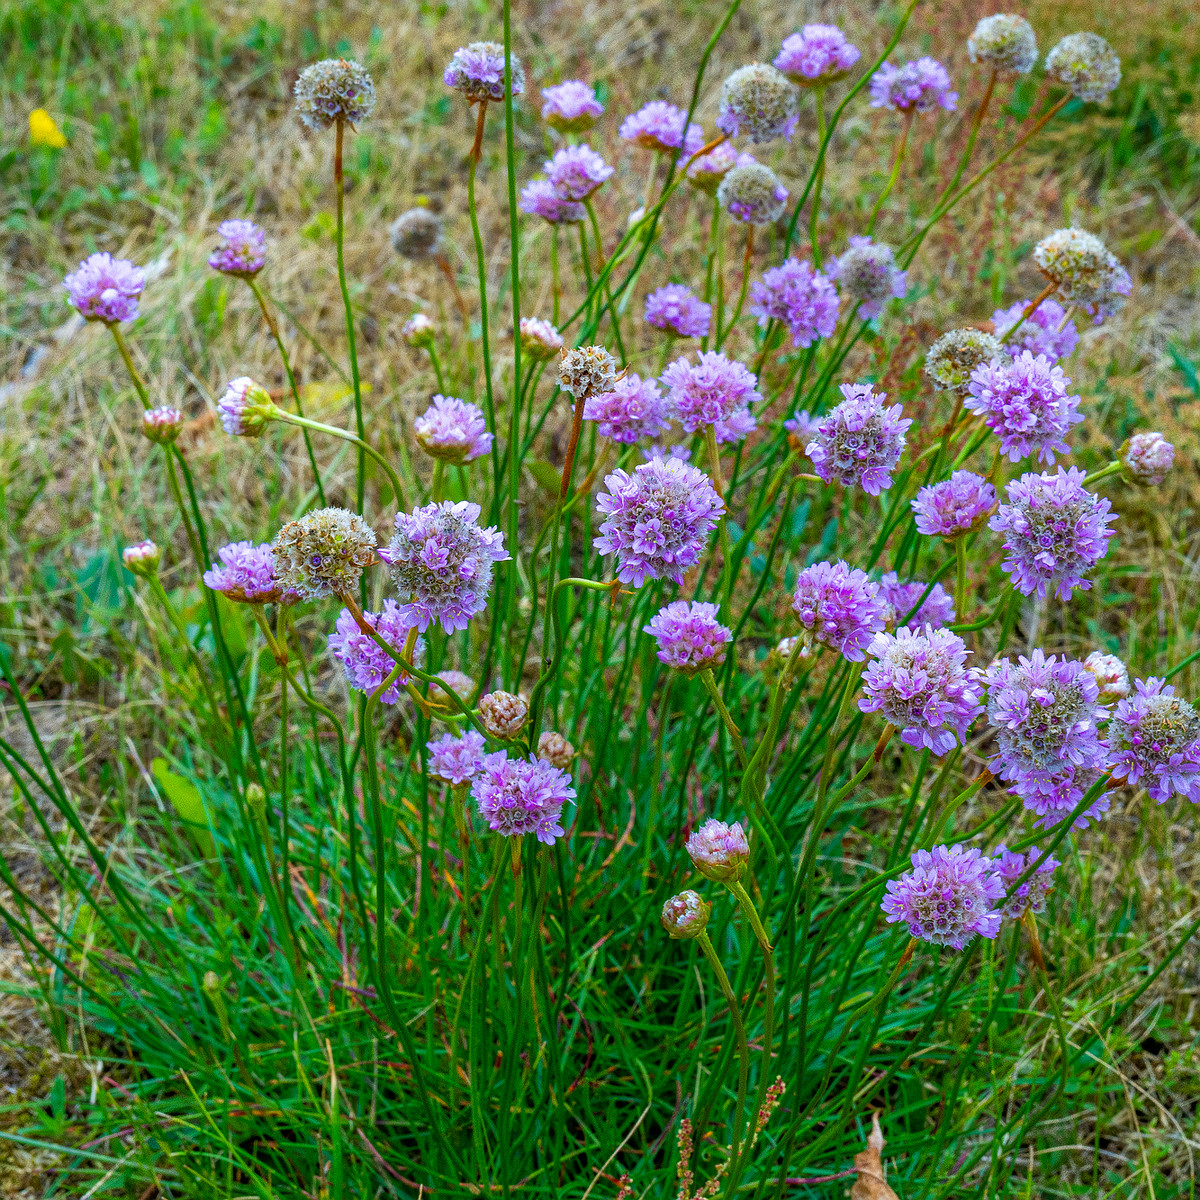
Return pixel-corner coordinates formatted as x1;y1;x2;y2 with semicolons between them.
142;406;184;444
245;782;267;819
478;690;529;740
217;377;276;437
391;209;443;260
122;540;160;577
520;317;563;362
661;889;712;939
1120;432;1174;487
402;313;436;349
1083;651;1130;703
537;731;575;769
685;818;750;883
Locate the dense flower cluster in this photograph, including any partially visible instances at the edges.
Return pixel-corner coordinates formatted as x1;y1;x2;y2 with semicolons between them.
540;81;603;132
519;317;563;359
791;560;888;661
878;572;955;631
537;731;575;769
923;328;1004;397
414;395;493;465
661;890;711;939
660;351;761;435
444;42;524;101
869;58;957;113
584;374;672;443
882;844;1004;949
479;691;529;740
1110;678;1200;804
544;145;614;200
992;298;1078;361
967;14;1038;74
427;730;488;786
142;406;183;444
644;601;731;675
1045;32;1121;104
749;258;839;348
271;508;376;602
716;63;799;143
328;600;424;704
1083;652;1130;702
519;178;585;224
644;285;712;339
717;162;788;225
203;541;279;603
774;25;860;86
1121;432;1174;486
217;377;275;437
827;236;907;318
294;59;376;128
64;253;145;323
1033;228;1131;322
686;143;752;195
391;209;443;259
805;382;911;494
686;819;749;882
560;345;618;399
993;844;1060;919
911;471;996;539
472;753;575;845
208;220;267;275
619;102;705;155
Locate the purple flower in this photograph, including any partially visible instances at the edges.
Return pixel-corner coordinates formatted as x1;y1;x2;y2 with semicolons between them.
660;351;761;435
717;162;788;225
990;468;1117;600
644;600;731;675
1122;432;1175;486
993;844;1060;920
882;844;1004;949
1110;677;1200;804
471;752;575;845
122;540;159;576
774;25;861;86
294;59;376;129
414;394;493;465
713;407;757;445
217;377;275;437
784;410;820;444
427;730;488;786
965;350;1083;465
618;101;705;155
686;143;755;196
861;626;982;756
992;298;1078;361
644;285;712;339
583;373;672;444
519;178;584;224
716;63;799;144
878;571;955;631
1083;651;1130;702
541;81;603;132
869;58;957;113
63;253;146;324
208;220;266;276
791;560;888;661
444;42;524;102
749;258;839;348
202;541;279;603
826;237;907;319
662;890;712;939
545;145;613;201
805;382;911;495
328;600;424;705
686;818;749;882
912;471;996;539
593;456;724;587
384;501;510;633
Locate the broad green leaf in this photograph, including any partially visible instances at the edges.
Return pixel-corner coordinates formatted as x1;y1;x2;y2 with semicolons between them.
151;758;214;858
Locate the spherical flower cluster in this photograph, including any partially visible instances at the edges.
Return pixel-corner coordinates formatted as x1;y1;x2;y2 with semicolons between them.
993;844;1060;919
791;560;888;661
967;14;1038;74
660;351;761;435
805;382;911;495
217;376;275;437
519;178;585;225
142;406;184;444
923;328;1004;397
717;163;788;226
537;731;575;769
294;59;376;129
122;540;160;576
992;298;1078;362
328;600;424;704
1045;32;1121;104
478;690;529;740
414;394;493;465
390;209;443;260
593;456;724;587
644;600;732;675
1083;651;1130;702
544;145;614;201
882;844;1004;949
618;101;705;155
540;81;603;133
878;572;956;631
644;285;712;340
471;752;575;845
774;25;861;86
911;471;996;539
826;237;907;319
432;670;476;703
861;626;982;755
583;374;672;443
444;43;524;102
749;258;839;348
202;541;279;603
63;253;145;324
965;350;1082;465
716;63;799;144
686;143;752;195
427;730;488;786
384;501;509;633
686;818;749;882
1032;228;1131;321
272;508;376;602
661;890;711;939
402;313;436;349
559;344;618;400
869;58;957;113
1110;677;1200;804
990;468;1116;600
519;317;563;360
1121;432;1175;486
208;220;266;276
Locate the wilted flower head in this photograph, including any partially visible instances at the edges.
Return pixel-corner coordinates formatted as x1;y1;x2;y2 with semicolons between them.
209;220;267;276
869;58;957;113
791;560;888;661
478;690;529;740
968;14;1038;74
618;101;705;155
472;752;575;845
541;81;603;132
432;669;476;703
716;63;800;143
717;162;788;225
911;471;996;539
584;373;672;444
993;844;1060;919
883;844;1003;949
661;890;711;939
217;377;275;437
402;313;436;349
427;730;488;786
444;42;524;102
519;178;585;224
924;328;1004;397
644;600;731;675
990;468;1116;600
271;508;377;602
1110;677;1200;804
545;145;613;201
660;351;761;435
1032;228;1131;321
686;142;753;195
203;541;279;603
519;317;564;360
992;298;1078;362
826;236;907;318
537;731;575;769
384;500;509;633
294;59;376;129
686;818;749;882
861;626;982;755
122;540;160;576
593;456;724;587
1045;32;1121;103
878;572;956;631
329;600;425;705
414;395;493;465
1121;432;1175;486
774;25;861;86
644;285;712;340
749;258;839;348
390;209;443;260
1083;651;1130;702
142;406;184;444
805;382;911;495
63;253;145;324
560;344;618;400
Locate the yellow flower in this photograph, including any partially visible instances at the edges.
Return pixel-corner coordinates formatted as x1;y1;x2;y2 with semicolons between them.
29;108;67;149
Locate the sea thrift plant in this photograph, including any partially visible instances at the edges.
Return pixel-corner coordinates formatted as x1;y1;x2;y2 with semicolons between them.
685;142;750;194
427;731;488;786
878;572;956;631
869;58;957;113
328;601;424;704
661;890;712;939
1045;32;1121;104
1110;678;1200;804
402;313;436;348
64;253;145;323
716;63;799;143
805;382;911;495
967;14;1038;74
519;317;563;360
218;377;275;437
208;220;266;276
882;844;1004;949
791;560;888;661
519;178;585;224
644;601;732;675
540;81;603;132
537;732;575;769
391;209;443;259
992;298;1079;361
644;285;712;340
749;258;839;348
478;691;529;740
583;374;672;443
1121;432;1174;486
414;395;493;464
1033;228;1131;321
659;351;761;435
618;101;704;155
471;753;575;845
923;328;1004;397
142;406;183;444
122;540;160;576
686;819;749;882
993;845;1060;919
271;508;377;602
717;162;788;225
544;145;614;200
827;236;907;318
559;345;618;400
912;471;996;539
294;59;376;128
444;43;524;102
203;541;279;603
1083;652;1131;702
774;25;860;86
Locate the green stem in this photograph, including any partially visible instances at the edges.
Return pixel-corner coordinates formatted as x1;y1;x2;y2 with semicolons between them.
431;459;445;503
945;68;997;196
700;668;747;768
705;423;734;610
716;225;754;348
808;88;827;265
866;109;914;234
108;324;150;409
954;535;968;624
696;928;750;1172
1083;460;1122;487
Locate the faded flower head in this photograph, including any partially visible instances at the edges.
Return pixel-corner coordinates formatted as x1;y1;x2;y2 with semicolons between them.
414;394;493;465
63;253;145;324
717;162;788;225
869;57;957;113
774;25;861;86
878;572;956;631
1045;32;1121;104
203;541;280;603
217;376;276;437
271;508;377;602
993;844;1060;920
661;890;711;939
716;63;800;144
644;600;732;675
912;471;996;539
519;178;585;225
208;220;266;276
1032;228;1131;321
1121;432;1175;487
545;145;614;201
584;373;672;444
559;344;618;400
444;42;524;102
390;208;443;260
826;236;907;319
686;142;753;196
791;560;888;661
541;81;603;133
478;690;529;740
968;14;1038;74
1083;651;1130;703
882;844;1003;949
805;382;911;495
924;328;1004;397
329;600;424;705
122;540;160;576
427;730;488;786
471;752;575;845
992;298;1078;362
644;284;712;340
294;59;376;129
402;313;436;349
618;101;705;156
1110;677;1200;804
432;669;476;703
660;351;761;436
537;731;575;769
749;258;839;349
519;317;564;360
142;406;184;444
686;818;749;882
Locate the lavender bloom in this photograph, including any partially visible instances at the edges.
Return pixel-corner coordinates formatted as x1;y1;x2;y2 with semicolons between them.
328;600;424;704
968;14;1038;74
142;406;183;444
414;394;493;465
1110;677;1200;804
63;253;146;324
545;145;613;201
686;818;749;882
717;162;788;225
791;560;888;661
427;730;488;786
993;844;1060;919
784;410;820;446
384;501;509;633
716;63;800;144
749;259;839;348
618;101;705;156
644;285;712;340
471;752;575;845
660;351;761;435
878;572;956;631
271;508;376;602
1083;651;1130;702
686;143;754;195
870;58;958;113
519;178;585;225
805;382;911;495
713;407;757;445
217;377;275;437
208;220;266;276
882;844;1004;949
662;890;712;939
1121;432;1175;486
391;209;443;259
444;42;524;102
912;471;996;539
1033;228;1131;322
644;600;732;675
593;456;724;587
203;541;279;603
519;317;563;360
774;25;861;87
861;626;982;755
541;81;603;133
992;299;1078;361
1045;32;1121;104
583;374;672;444
294;59;376;129
990;468;1116;600
923;328;1005;397
827;237;907;319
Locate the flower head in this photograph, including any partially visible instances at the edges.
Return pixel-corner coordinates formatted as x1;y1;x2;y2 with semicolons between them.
618;102;705;155
538;731;575;769
686;818;749;882
519;178;585;224
390;209;443;259
478;691;529;740
384;501;509;633
414;395;493;465
217;377;275;437
432;670;476;703
1121;432;1174;486
826;236;907;318
774;25;861;86
644;285;712;340
559;344;618;400
878;572;956;631
444;42;524;102
271;508;376;602
870;58;957;113
545;145;613;201
883;845;1003;948
142;406;184;445
749;259;839;348
911;471;996;539
686;143;754;195
1032;228;1131;321
63;253;145;324
122;540;160;576
992;298;1078;361
923;328;1005;397
294;59;376;129
1110;677;1200;804
661;890;711;939
990;468;1116;600
791;560;888;661
717;162;788;225
427;730;488;786
660;351;761;435
519;317;563;360
994;844;1059;920
805;382;911;495
1045;32;1121;104
209;220;266;276
402;313;437;349
584;373;672;444
968;14;1038;74
541;81;603;132
644;600;732;675
203;541;280;603
1083;651;1130;703
329;600;424;704
716;63;800;143
472;752;575;844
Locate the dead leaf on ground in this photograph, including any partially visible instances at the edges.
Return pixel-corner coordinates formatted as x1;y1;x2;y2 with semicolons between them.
850;1112;898;1200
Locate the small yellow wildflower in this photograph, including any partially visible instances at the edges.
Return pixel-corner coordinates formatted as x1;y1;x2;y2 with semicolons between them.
29;109;67;148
